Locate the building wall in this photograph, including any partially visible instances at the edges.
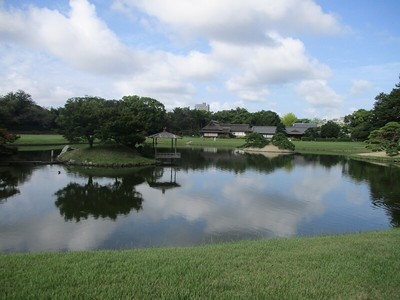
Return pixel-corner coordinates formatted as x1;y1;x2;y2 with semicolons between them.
195;102;210;112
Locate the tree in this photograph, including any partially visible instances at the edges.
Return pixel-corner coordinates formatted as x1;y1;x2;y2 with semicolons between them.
167;107;211;135
320;121;341;138
243;132;269;148
104;96;167;148
56;97;106;147
281;113;297;127
303;127;320;139
366;122;400;156
271;132;295;151
121;96;166;135
371;78;400;129
104;101;146;148
0;90;54;131
250;110;286;132
0;128;19;155
213;107;251;124
344;109;373;140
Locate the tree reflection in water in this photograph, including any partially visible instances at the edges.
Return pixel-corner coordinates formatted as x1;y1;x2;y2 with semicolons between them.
54;174;145;222
0;167;33;202
344;160;400;227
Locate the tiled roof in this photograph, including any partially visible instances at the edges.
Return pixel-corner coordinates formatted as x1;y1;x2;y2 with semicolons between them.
148;130;181;139
252;126;277;134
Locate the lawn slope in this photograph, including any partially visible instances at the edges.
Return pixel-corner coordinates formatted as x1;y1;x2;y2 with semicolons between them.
57;144;156;166
1;229;399;299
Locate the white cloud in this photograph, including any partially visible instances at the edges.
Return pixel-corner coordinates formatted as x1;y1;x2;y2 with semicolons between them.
295;80;343;118
114;0;344;44
295;80;342;107
349;79;372;95
0;0;348;115
220;33;331;102
0;0;143;74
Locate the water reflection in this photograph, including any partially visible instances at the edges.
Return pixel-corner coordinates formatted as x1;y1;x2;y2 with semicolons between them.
344;160;400;227
55;175;144;222
0;149;399;253
0;167;33;202
147;167;181;194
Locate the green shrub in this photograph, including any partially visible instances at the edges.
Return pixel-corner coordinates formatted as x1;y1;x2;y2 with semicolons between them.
272;133;295;151
243;133;269;148
386;143;399;156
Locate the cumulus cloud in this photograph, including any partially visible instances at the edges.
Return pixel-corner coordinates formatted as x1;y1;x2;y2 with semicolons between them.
0;0;143;74
295;80;344;118
114;0;344;44
0;0;345;113
295;79;342;107
349;79;372;95
220;33;331;101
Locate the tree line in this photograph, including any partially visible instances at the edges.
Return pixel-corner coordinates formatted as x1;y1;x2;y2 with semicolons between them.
0;77;399;154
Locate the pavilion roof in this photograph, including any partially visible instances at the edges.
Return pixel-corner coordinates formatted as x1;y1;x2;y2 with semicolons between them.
147;130;182;139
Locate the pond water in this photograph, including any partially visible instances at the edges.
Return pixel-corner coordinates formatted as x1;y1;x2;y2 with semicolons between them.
1;148;399;253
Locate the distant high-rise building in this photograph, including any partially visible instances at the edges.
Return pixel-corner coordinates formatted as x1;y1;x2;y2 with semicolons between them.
195;102;210;112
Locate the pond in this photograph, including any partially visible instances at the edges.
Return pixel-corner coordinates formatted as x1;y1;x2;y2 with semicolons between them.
1;148;399;253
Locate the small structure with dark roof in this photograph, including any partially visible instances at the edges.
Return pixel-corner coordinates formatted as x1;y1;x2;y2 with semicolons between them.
148;129;182;159
147;167;180;194
285;123;318;138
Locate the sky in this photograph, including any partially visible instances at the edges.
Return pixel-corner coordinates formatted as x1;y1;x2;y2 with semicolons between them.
0;0;399;119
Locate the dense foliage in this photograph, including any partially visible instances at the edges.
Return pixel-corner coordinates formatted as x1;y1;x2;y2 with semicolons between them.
271;133;295;151
281;113;297;127
166;107;212;135
56;96;166;148
345;78;400;140
0;128;19;155
243;132;269;148
2;76;399;149
366;122;400;156
0;90;55;132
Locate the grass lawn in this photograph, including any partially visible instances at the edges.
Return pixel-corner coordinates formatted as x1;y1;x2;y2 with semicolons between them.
293;140;371;155
146;136;247;148
12;134;374;156
1;229;399;299
58;144;156;166
14;134;69;145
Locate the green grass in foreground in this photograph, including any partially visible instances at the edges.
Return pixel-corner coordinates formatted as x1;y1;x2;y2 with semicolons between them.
58;144;155;165
1;229;399;299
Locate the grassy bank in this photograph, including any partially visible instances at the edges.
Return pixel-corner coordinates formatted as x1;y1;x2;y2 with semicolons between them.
15;134;371;154
292;140;370;155
14;134;69;145
58;144;156;166
1;229;399;299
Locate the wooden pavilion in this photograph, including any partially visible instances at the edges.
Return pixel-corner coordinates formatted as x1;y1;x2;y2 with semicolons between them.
147;129;182;160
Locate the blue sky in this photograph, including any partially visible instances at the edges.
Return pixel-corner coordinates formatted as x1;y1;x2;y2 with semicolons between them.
0;0;399;119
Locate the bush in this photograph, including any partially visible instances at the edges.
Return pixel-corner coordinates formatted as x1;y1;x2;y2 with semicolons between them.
385;143;399;156
272;133;295;151
243;133;269;148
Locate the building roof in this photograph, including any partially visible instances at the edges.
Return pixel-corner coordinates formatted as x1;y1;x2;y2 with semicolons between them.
225;124;251;132
200;121;230;133
292;123;318;128
285;127;309;135
148;130;181;139
286;123;318;136
252;126;277;135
